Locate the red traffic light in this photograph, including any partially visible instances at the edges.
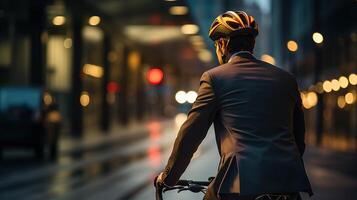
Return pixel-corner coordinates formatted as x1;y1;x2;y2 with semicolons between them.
107;82;120;93
147;68;164;85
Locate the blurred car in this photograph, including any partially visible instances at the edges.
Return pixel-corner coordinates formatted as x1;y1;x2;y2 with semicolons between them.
0;87;61;160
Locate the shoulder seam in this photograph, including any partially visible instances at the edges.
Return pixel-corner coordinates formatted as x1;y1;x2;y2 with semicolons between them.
205;71;218;101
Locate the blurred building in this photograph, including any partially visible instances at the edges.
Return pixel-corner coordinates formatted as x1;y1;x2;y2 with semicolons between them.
0;0;216;136
271;0;357;150
3;0;354;150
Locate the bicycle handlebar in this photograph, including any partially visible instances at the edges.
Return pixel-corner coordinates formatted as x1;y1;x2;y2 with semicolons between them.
176;179;211;186
155;177;213;200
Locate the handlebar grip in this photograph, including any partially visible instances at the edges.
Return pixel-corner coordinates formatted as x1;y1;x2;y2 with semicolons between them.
191;181;211;186
155;177;214;199
155;184;163;200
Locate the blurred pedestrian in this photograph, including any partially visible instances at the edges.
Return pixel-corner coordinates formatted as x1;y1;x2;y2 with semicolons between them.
44;101;62;160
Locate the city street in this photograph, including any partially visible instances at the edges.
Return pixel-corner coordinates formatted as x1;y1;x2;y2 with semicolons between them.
1;1;357;200
1;119;357;200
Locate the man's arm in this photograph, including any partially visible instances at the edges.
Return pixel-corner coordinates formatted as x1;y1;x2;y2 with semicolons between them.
161;72;217;186
293;81;306;156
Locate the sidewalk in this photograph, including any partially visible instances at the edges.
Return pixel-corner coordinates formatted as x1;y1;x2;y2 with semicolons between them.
0;118;179;200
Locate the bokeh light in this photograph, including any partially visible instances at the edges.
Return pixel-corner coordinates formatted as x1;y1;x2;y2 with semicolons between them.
83;64;104;78
322;80;332;93
186;91;198;104
337;96;346;108
345;92;356;104
169;6;188;15
339;76;349;88
287;40;298;52
147;68;164;85
305;91;318;109
52;16;66;26
175;91;187;104
63;38;72;49
80;91;90;107
181;24;199;35
301;92;318;109
331;79;340;91
349;73;357;85
312;32;324;44
43;92;53;106
175;113;187;127
106;82;119;93
89;16;101;26
260;54;276;65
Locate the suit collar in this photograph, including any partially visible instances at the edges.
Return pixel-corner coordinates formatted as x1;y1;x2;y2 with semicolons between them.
228;51;256;63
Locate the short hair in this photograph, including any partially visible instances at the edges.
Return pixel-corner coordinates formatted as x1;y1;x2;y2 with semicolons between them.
227;34;256;53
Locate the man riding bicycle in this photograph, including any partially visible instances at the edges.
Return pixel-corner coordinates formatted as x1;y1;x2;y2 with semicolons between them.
156;11;313;200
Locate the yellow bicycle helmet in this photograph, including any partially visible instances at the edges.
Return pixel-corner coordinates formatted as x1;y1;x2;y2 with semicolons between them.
209;11;258;41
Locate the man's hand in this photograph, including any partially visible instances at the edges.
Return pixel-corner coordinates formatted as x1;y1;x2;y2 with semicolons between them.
154;172;164;187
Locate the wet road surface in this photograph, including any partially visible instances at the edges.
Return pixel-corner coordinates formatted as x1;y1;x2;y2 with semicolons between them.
0;120;357;200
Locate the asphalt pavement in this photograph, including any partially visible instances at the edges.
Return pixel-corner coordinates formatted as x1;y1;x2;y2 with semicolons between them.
0;119;357;200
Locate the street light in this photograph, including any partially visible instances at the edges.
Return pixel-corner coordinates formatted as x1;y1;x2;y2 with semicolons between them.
64;38;72;49
349;73;357;85
302;91;318;109
337;96;346;108
260;54;276;65
181;24;199;35
312;32;324;44
345;92;356;104
80;91;90;107
169;6;188;15
43;92;53;106
322;80;332;93
52;16;66;26
287;40;298;75
89;16;101;26
147;68;164;85
331;79;340;91
175;91;187;104
287;40;298;52
186;91;198;103
83;64;104;78
339;76;349;88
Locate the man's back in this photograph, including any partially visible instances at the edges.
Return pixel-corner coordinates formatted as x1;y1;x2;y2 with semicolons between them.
205;52;312;198
160;52;312;200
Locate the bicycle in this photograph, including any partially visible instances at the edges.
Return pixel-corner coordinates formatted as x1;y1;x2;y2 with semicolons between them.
155;177;213;200
155;178;302;200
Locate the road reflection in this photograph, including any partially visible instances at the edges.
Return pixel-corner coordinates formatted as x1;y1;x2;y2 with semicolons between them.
147;121;162;168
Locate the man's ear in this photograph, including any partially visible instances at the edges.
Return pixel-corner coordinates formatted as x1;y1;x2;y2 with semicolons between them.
215;39;226;64
218;38;228;55
213;41;220;55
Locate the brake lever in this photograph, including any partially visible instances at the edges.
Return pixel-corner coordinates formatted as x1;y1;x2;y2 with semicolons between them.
177;187;189;193
177;184;206;193
163;186;184;193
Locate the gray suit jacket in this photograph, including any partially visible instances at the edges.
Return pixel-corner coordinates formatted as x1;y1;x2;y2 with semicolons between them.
162;52;312;199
